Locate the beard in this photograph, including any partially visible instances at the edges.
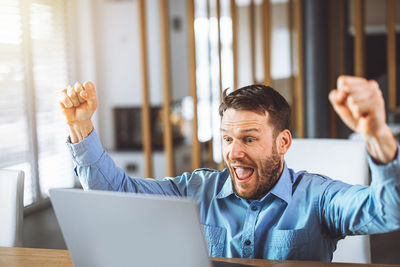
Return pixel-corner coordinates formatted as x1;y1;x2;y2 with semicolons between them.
227;146;282;200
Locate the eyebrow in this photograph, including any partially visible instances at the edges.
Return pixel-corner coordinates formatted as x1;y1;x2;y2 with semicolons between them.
220;128;261;133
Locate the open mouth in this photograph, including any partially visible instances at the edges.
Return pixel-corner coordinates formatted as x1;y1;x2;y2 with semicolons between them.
233;167;254;182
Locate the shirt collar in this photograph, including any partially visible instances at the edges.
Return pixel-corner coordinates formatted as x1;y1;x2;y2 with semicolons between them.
216;163;293;203
216;170;235;199
268;163;293;204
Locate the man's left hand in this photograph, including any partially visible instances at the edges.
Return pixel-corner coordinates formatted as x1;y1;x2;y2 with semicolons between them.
329;75;397;164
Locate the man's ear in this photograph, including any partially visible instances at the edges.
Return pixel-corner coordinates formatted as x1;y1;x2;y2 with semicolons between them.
275;129;292;155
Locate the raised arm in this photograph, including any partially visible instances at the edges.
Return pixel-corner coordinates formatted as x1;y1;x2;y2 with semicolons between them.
322;76;400;237
58;81;98;143
329;75;397;164
58;82;184;195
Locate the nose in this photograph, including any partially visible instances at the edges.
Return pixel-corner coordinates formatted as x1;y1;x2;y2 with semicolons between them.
228;140;246;161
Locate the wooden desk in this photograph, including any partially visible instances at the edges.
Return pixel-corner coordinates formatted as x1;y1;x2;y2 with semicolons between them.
0;247;398;267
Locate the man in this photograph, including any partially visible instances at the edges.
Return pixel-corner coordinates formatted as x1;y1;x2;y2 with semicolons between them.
59;76;400;261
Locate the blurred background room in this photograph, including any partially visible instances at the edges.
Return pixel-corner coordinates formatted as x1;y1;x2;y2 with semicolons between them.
0;0;399;264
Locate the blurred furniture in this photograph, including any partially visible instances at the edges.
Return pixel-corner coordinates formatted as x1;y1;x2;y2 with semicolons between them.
0;247;397;267
285;139;370;263
0;169;24;247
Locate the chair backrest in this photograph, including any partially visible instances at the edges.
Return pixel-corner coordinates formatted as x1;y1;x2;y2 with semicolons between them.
0;169;24;247
284;138;370;264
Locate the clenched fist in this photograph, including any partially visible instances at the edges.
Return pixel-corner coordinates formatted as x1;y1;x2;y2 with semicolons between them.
329;76;397;164
59;81;98;143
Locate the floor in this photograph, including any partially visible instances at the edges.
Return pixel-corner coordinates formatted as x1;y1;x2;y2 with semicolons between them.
23;206;400;264
23;205;66;250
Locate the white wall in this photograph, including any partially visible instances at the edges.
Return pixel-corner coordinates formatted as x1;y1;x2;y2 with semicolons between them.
88;0;189;151
90;0;171;150
93;0;142;150
68;0;99;128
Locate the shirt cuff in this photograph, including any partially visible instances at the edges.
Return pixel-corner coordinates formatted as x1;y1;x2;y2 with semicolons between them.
66;128;104;166
368;145;400;182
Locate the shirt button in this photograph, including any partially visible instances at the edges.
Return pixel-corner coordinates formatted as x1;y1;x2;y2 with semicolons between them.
251;205;258;211
245;240;251;246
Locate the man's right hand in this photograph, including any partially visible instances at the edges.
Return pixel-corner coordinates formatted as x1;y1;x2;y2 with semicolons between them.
59;81;98;143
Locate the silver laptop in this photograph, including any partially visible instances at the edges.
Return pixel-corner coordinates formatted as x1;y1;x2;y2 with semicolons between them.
50;189;249;267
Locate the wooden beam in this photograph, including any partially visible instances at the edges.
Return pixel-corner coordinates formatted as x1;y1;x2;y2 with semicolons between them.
208;140;216;169
293;0;304;138
212;0;225;168
288;0;296;131
354;0;365;77
338;0;346;76
262;0;272;86
217;0;223;97
188;0;201;170
250;0;256;83
138;0;153;178
387;0;397;110
160;0;174;177
328;0;337;138
231;0;238;90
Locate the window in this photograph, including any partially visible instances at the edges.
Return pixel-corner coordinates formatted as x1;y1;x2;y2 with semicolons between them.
0;0;74;206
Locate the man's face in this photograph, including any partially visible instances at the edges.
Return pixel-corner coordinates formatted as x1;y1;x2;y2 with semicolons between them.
221;109;283;200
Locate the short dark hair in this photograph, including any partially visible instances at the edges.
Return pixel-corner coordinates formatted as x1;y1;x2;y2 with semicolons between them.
219;84;291;133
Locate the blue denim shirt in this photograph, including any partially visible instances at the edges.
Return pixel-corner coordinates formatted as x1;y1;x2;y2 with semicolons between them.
68;130;400;261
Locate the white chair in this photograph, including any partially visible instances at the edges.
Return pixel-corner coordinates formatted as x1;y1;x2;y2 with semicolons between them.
285;138;370;264
0;169;24;247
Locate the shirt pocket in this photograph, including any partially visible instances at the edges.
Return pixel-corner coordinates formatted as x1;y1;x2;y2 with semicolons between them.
202;224;226;257
265;228;311;260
